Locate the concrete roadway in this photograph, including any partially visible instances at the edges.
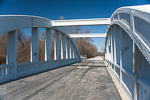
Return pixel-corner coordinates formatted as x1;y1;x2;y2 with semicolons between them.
0;56;121;100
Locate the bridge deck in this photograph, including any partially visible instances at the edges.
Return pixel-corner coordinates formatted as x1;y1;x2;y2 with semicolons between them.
0;56;120;100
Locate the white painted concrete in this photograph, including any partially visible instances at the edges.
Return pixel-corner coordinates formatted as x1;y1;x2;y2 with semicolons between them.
61;34;66;59
70;42;73;59
7;30;18;78
0;16;81;84
105;4;150;100
52;18;110;26
31;28;39;62
54;30;60;60
108;4;150;64
45;28;52;61
66;38;70;59
7;30;18;64
70;33;106;38
0;15;52;33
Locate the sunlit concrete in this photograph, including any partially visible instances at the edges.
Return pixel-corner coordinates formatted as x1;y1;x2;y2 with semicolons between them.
70;33;106;38
52;18;110;26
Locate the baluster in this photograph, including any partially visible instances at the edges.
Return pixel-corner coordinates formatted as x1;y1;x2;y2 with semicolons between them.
21;66;23;73
5;67;7;75
25;65;27;72
7;67;10;75
19;66;21;73
22;65;24;72
27;65;29;71
9;67;11;75
17;66;19;73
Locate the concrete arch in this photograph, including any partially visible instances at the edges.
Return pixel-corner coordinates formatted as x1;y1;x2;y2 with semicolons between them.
105;4;150;64
0;15;81;84
104;5;150;100
0;15;80;59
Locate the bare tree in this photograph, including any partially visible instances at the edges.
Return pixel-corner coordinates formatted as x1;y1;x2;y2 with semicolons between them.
0;33;7;64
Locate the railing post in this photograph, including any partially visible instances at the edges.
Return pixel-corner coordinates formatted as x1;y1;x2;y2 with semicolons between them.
61;34;66;59
54;30;60;60
66;38;70;59
31;28;39;72
45;28;52;61
7;30;18;78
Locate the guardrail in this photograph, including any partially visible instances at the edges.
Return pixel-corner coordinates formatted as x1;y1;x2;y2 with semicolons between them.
105;60;135;98
0;58;80;83
0;64;14;83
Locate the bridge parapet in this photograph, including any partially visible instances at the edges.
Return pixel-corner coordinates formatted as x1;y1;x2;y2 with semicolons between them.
0;15;81;84
105;5;150;100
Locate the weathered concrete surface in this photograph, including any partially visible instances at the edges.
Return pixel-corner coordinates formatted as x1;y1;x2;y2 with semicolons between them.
0;56;120;100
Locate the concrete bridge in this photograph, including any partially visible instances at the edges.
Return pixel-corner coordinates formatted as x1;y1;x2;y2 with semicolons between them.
0;4;150;100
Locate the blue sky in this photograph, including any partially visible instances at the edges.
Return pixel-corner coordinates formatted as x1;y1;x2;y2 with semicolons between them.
0;0;149;52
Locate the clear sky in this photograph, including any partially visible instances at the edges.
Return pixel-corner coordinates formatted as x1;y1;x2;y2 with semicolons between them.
0;0;149;52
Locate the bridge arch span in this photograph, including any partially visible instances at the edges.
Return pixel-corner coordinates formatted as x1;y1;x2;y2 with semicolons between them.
0;15;81;84
104;5;150;100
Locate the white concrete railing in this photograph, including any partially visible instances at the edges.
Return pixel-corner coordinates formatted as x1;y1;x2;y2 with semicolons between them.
0;64;14;82
0;15;81;84
52;18;110;26
104;5;150;100
70;33;106;38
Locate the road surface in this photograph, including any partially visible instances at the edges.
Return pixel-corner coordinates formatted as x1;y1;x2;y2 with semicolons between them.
0;56;120;100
